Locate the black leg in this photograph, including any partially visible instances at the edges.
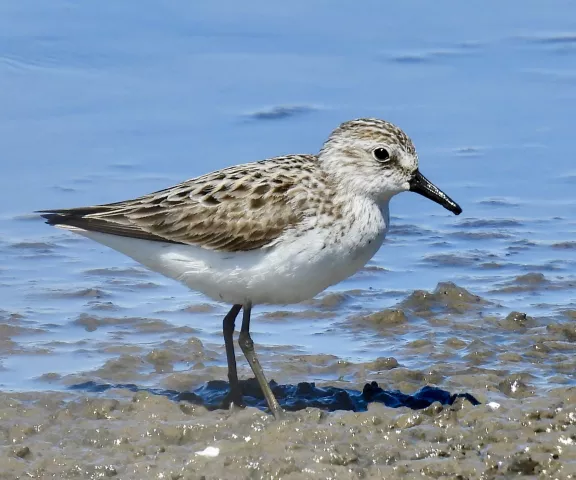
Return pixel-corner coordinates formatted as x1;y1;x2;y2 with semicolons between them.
222;304;243;409
238;302;284;420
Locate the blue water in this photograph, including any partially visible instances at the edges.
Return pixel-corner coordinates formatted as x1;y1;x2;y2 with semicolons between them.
1;1;575;390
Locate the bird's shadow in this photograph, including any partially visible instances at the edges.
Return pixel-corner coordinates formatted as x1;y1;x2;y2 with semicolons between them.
69;379;480;413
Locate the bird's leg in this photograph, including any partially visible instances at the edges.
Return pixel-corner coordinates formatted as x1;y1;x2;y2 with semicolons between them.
222;304;244;409
238;302;284;420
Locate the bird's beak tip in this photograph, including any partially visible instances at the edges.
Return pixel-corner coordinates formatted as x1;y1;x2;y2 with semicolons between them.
409;170;462;215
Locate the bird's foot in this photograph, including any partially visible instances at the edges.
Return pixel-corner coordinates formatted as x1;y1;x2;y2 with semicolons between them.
221;389;245;411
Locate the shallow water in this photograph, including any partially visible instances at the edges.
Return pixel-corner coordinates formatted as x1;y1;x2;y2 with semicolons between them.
1;1;576;478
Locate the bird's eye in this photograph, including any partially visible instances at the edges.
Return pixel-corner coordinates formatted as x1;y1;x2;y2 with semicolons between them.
373;148;390;163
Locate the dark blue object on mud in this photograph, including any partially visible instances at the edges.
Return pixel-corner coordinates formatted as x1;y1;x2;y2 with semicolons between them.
70;379;480;413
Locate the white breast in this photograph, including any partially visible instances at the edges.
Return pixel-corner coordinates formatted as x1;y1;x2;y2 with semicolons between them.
68;199;389;305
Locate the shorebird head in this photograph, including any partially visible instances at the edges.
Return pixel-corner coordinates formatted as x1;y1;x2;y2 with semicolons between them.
319;118;462;215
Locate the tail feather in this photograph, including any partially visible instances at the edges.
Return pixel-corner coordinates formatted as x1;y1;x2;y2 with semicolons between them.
38;206;107;226
37;208;179;244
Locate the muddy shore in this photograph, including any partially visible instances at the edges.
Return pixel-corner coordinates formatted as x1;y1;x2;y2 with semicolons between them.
2;282;576;479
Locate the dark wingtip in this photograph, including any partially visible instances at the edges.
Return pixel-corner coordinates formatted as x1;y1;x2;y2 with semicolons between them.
36;211;67;226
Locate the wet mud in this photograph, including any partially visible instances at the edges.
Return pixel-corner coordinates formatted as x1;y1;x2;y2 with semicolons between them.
0;383;574;479
2;280;576;479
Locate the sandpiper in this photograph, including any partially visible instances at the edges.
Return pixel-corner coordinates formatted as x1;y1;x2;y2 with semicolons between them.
40;118;462;419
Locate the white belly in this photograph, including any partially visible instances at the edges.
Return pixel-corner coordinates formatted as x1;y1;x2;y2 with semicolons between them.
74;224;386;305
63;198;390;305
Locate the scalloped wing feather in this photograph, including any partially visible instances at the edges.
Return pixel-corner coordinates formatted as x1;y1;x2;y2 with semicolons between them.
40;155;318;252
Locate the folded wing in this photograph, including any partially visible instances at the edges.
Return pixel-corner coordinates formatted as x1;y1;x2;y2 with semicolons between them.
39;157;310;252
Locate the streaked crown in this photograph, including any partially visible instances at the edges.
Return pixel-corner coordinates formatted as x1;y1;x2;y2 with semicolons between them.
327;118;416;155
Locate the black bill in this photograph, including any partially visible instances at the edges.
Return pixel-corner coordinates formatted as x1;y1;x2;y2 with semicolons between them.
409;170;462;215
